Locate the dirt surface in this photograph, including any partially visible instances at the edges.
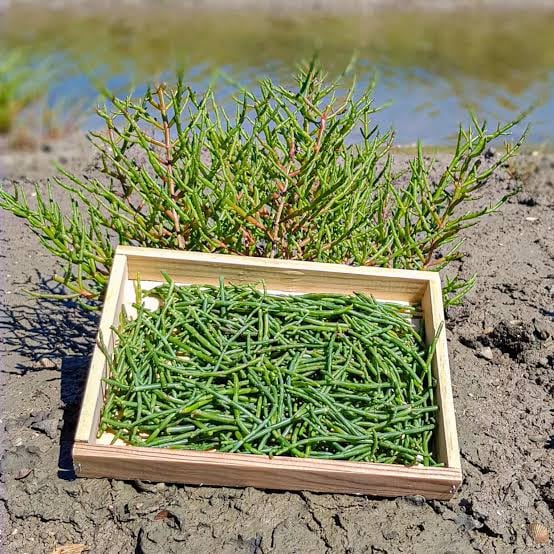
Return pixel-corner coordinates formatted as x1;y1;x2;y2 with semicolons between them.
0;139;552;553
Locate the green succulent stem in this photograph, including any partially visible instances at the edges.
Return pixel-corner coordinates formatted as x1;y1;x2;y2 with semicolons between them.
0;62;526;309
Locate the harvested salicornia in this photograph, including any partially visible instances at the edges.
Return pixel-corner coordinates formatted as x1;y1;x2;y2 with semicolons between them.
99;276;440;466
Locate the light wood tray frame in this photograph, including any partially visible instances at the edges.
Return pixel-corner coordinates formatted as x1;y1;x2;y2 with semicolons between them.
73;246;462;499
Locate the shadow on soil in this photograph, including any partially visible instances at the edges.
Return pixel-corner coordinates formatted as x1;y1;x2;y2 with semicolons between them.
0;276;97;372
0;277;99;479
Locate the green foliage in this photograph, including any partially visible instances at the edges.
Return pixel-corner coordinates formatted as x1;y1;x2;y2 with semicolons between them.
443;274;477;310
0;63;525;308
0;50;51;134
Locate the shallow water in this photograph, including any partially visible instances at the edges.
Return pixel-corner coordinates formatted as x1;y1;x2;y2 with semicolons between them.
2;7;554;145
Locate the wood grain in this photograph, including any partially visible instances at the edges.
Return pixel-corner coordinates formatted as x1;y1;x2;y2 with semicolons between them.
74;443;462;500
421;276;461;470
119;246;431;303
74;254;128;443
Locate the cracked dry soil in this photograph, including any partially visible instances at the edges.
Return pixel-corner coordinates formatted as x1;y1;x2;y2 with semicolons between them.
0;141;552;553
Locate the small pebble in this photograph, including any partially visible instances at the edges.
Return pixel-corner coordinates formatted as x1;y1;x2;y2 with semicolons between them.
14;468;32;480
37;357;58;369
533;321;550;341
406;495;426;506
455;512;482;531
477;347;494;361
429;500;445;514
527;522;549;544
31;418;58;439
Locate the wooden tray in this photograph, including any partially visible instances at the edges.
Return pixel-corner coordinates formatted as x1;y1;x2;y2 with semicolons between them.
73;246;462;499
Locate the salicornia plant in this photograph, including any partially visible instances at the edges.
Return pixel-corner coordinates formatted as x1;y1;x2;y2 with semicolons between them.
0;62;525;308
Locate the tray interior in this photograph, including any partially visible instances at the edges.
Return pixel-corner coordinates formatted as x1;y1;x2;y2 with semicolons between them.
96;277;428;454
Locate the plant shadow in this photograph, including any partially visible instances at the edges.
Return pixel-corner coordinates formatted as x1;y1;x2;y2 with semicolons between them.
0;277;99;479
0;279;97;373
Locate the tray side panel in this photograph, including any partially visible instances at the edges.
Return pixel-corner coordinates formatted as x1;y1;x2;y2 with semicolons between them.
74;444;462;500
74;254;128;443
422;278;461;471
120;247;431;303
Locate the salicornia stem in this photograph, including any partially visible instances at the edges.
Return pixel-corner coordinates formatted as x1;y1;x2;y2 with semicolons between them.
99;276;441;466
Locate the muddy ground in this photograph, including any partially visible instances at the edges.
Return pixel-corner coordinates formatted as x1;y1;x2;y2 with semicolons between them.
0;138;552;553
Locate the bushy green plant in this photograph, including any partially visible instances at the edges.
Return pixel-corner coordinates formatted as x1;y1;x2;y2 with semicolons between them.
0;63;525;309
